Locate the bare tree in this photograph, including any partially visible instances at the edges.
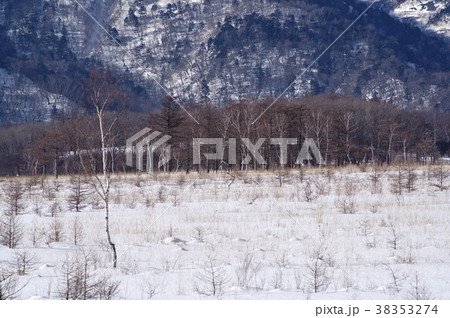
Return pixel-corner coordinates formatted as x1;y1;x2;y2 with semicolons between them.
270;268;283;289
29;222;42;247
0;211;23;248
404;165;417;193
235;250;260;289
387;223;401;251
47;201;61;218
67;174;90;212
14;249;38;276
48;217;64;244
395;247;416;264
342;110;357;164
57;250;120;300
336;195;357;214
384;263;407;294
1;180;24;216
69;217;84;246
58;251;93;300
57;253;78;300
0;266;26;300
149;95;185;172
78;69;127;268
407;272;432;300
94;273;121;300
142;279;158;299
303;178;317;203
383;120;400;165
193;249;230;297
357;219;372;237
305;244;331;293
368;165;383;194
275;168;289;187
390;164;407;195
431;163;449;191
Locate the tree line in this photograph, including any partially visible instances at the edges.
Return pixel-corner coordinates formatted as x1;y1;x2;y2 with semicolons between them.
0;70;449;176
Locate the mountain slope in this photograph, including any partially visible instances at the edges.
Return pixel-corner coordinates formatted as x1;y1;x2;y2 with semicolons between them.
0;0;449;126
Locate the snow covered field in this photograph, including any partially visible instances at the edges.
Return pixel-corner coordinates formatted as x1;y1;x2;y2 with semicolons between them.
0;166;449;300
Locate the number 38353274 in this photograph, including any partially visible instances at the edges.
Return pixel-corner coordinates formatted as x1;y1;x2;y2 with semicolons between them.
375;305;438;315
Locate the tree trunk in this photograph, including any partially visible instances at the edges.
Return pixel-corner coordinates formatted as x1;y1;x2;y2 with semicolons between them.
104;193;117;268
99;112;117;268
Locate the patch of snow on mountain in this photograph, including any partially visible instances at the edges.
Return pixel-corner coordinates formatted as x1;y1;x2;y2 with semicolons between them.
360;0;450;38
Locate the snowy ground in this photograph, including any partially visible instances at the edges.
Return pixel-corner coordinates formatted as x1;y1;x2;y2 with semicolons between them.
0;166;449;300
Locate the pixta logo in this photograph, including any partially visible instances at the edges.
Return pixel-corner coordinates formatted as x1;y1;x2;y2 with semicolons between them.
126;128;171;172
193;138;325;166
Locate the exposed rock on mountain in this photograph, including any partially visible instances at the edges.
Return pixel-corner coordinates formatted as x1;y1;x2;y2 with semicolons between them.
0;0;449;126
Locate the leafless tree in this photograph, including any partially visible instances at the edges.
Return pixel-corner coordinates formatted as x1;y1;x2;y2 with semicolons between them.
0;265;26;300
57;250;120;300
94;273;121;300
69;217;84;246
275;168;289;187
78;69;127;268
235;250;260;289
193;250;230;297
404;165;417;193
192;226;205;242
387;223;401;251
14;249;38;276
67;174;90;212
275;249;290;268
384;263;407;294
0;211;23;248
384;121;400;165
270;268;283;289
368;165;383;194
293;268;303;290
48;217;64;244
310;108;326;154
141;277;158;299
357;219;371;237
32;197;43;216
29;222;42;247
303;178;317;202
336;195;357;214
1;180;24;216
57;252;87;300
342;110;357;164
390;164;407;195
407;272;432;300
305;244;331;293
217;106;233;165
431;163;449;191
157;186;166;203
395;247;416;265
47;201;61;218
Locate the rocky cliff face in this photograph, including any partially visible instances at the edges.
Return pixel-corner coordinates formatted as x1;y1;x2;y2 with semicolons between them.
0;0;449;126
